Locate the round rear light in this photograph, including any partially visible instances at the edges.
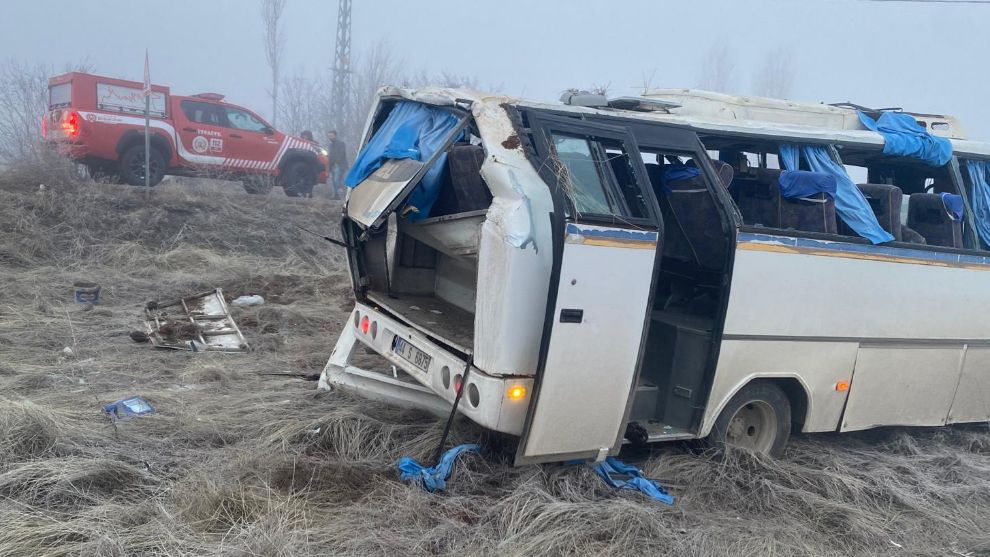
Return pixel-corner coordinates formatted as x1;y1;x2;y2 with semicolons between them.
360;315;370;335
370;320;378;339
353;311;360;328
468;383;480;408
453;374;463;394
441;366;451;389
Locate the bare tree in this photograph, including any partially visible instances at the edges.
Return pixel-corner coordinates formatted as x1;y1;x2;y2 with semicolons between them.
697;42;737;93
752;47;795;99
0;60;49;163
260;0;286;126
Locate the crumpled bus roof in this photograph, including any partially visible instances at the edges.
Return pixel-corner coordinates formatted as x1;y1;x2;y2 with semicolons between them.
371;86;990;160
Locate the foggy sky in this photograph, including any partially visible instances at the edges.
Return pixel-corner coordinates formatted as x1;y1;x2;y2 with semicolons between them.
3;0;988;138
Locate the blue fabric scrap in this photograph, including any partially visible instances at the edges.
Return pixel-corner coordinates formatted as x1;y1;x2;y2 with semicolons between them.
102;397;155;419
594;457;674;505
344;101;463;221
659;165;702;193
397;444;480;492
778;170;837;199
857;111;953;167
940;192;964;222
779;144;894;244
965;160;990;247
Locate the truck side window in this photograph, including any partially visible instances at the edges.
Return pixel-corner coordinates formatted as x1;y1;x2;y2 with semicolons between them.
224;108;268;133
180;100;224;126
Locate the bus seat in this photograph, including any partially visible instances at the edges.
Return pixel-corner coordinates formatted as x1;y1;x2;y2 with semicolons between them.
908;193;963;248
712;160;734;189
901;226;927;245
431;143;492;215
646;163;725;269
733;168;837;234
847;184;903;241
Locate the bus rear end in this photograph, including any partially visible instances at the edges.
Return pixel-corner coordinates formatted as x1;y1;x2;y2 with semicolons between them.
320;88;556;438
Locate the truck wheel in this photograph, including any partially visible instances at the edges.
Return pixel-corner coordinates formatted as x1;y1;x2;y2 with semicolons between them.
242;177;274;195
708;381;791;457
281;161;316;198
119;144;165;187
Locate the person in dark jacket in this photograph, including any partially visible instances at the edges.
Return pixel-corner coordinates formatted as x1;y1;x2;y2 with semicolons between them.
327;130;348;199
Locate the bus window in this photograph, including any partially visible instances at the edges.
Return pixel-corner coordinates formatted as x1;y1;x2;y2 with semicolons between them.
552;134;613;215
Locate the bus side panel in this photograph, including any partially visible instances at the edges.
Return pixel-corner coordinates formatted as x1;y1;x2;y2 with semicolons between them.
702;232;990;437
947;347;990;424
704;340;857;435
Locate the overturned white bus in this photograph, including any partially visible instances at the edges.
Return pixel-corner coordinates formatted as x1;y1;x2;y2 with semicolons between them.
320;86;990;464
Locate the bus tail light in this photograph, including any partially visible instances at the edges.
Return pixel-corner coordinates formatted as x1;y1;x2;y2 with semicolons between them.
835;380;850;392
41;115;47;138
360;315;370;335
507;386;526;400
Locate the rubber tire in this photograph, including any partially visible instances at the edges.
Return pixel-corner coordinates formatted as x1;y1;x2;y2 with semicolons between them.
708;381;791;457
242;177;274;195
118;144;166;187
281;161;316;198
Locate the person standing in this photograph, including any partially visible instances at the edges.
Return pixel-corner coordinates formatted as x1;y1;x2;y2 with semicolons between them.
327;130;348;199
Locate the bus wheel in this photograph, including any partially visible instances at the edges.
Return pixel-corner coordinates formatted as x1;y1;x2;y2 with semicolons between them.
709;381;791;457
119;145;165;187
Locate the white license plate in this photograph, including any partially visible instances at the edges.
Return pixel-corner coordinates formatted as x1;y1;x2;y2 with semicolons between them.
393;337;432;371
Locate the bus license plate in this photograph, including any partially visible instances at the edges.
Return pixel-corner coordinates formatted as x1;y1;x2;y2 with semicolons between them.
393;337;431;371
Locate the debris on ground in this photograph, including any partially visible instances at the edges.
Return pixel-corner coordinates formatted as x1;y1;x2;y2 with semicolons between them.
231;294;265;307
594;456;675;505
397;443;480;492
102;396;156;420
143;289;249;352
73;281;101;304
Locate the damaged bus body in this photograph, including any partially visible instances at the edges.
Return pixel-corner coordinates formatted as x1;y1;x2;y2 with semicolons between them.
321;86;990;464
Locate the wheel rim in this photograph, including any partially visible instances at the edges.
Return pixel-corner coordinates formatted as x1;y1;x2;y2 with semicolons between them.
128;155;160;181
725;400;777;453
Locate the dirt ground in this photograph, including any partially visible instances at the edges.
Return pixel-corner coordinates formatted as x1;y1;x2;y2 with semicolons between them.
1;173;990;556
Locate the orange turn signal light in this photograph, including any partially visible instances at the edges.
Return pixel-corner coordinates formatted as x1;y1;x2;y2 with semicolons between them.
835;380;850;392
507;386;526;400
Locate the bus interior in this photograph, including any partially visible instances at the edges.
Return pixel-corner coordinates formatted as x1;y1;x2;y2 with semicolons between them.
350;102;492;356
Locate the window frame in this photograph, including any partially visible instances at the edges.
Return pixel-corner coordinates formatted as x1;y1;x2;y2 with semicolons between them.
533;115;659;229
222;105;271;133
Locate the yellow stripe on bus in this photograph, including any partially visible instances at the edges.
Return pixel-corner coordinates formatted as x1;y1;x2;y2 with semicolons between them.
737;241;990;271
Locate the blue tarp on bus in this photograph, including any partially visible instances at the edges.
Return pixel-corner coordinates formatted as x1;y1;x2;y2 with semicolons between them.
780;144;894;244
857;111;953;167
345;101;463;221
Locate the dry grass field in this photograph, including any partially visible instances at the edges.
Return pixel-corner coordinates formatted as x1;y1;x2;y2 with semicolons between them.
2;168;990;556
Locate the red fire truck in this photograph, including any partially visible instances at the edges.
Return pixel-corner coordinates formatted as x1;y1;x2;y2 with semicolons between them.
42;72;329;196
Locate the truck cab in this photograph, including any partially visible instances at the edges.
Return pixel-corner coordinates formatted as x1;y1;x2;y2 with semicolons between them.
42;72;328;195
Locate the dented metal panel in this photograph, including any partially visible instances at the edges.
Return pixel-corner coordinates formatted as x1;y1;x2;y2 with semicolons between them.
144;289;249;352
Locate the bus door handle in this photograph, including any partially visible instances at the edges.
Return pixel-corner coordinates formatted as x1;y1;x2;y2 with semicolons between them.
559;309;583;323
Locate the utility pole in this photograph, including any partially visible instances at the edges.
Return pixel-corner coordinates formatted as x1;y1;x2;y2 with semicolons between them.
330;0;352;133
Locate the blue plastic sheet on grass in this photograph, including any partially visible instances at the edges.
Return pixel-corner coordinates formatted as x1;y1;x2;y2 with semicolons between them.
940;192;964;221
857;111;953;167
778;170;837;199
965;160;990;247
780;144;894;244
102;397;155;420
594;457;675;505
344;101;463;221
397;444;480;492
